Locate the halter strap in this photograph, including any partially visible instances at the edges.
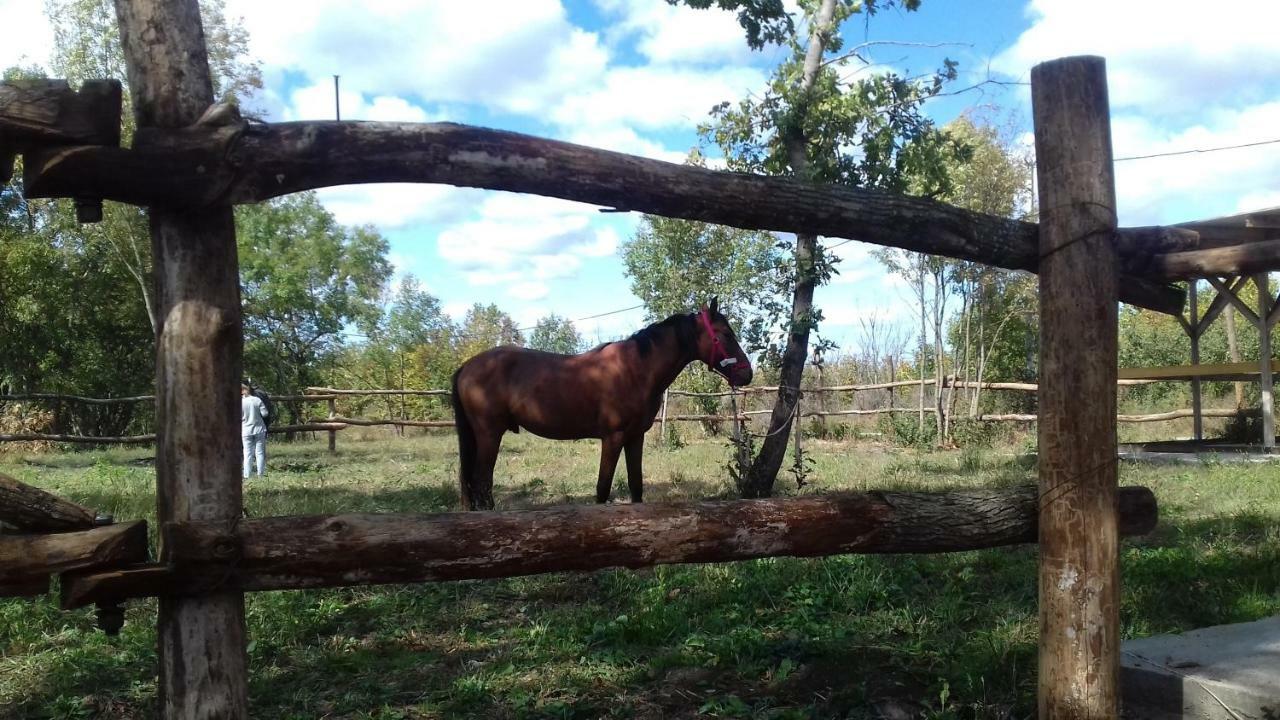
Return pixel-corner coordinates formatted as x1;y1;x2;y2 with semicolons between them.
698;307;737;371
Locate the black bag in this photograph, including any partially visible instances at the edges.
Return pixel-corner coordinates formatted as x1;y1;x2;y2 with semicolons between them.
251;386;276;428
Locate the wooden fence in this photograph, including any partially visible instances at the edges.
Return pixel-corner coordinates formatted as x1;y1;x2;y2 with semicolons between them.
0;376;1237;450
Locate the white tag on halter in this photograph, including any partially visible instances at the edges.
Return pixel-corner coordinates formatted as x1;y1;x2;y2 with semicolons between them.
719;357;738;368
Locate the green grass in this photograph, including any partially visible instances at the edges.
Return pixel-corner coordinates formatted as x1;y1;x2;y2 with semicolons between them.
2;434;1279;719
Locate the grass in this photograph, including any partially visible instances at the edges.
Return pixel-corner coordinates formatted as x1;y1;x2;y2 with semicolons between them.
2;432;1279;719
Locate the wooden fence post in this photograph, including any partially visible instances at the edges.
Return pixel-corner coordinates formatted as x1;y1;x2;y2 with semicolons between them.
1032;55;1121;719
1189;280;1202;440
1257;273;1275;449
327;397;337;454
114;0;249;717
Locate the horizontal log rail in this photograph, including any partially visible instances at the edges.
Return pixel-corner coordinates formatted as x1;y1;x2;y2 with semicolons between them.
0;472;98;531
305;387;450;397
60;486;1156;608
0;392;153;405
10;108;1189;312
315;416;455;428
1;520;148;597
0;432;157;444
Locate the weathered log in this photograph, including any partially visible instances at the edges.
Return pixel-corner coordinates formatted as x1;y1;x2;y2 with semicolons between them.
0;432;156;444
317;416;455;428
17;119;1185;313
1032;56;1121;719
0;574;50;598
0;472;97;531
0;520;147;580
59;486;1158;608
1143;239;1280;281
114;0;250;715
305;386;451;397
0;392;153;404
0;78;121;185
0;79;122;147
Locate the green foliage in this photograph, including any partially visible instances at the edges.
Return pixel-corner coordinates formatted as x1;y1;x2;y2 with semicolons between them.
878;411;937;448
5;437;1278;718
528;314;583;355
237;192;392;400
455;304;524;361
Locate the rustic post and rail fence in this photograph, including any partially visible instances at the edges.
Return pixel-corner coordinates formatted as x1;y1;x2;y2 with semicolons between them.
0;375;1251;450
6;12;1280;715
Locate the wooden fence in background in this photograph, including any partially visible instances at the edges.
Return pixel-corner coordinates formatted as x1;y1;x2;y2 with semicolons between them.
0;376;1235;450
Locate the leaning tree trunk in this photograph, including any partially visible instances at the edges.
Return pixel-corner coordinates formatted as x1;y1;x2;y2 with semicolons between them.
1226;305;1244;409
741;0;837;498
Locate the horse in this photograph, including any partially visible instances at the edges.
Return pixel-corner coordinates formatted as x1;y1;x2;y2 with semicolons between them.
450;299;753;510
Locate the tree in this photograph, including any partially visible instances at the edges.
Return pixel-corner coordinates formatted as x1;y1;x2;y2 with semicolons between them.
696;0;958;496
529;314;583;355
236;192;391;402
621;159;786;354
456;304;524;361
43;0;262;334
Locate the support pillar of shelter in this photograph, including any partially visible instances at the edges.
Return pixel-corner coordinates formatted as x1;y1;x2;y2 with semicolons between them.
1256;274;1275;449
1189;281;1203;440
1032;55;1121;719
114;0;250;717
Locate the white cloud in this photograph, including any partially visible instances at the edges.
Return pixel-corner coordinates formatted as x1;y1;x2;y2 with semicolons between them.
0;0;51;70
436;194;625;300
1110;102;1280;224
595;0;755;65
284;81;442;123
993;0;1280;114
225;0;609;116
551;65;763;132
509;282;550;301
315;185;484;229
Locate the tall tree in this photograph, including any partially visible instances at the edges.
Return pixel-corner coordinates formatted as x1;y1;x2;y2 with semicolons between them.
236;192;391;398
697;0;958;496
621;155;786;355
42;0;262;334
456;304;524;361
529;314;583;355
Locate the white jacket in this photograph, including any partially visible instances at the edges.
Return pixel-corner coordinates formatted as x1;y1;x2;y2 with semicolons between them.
241;395;269;437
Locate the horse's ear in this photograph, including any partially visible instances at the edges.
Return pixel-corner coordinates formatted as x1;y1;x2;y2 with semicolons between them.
709;296;719;314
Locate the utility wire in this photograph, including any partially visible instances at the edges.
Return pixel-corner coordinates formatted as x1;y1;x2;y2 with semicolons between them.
1115;136;1280;162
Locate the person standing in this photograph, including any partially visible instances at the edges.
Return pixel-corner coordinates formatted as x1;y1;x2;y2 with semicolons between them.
241;383;269;478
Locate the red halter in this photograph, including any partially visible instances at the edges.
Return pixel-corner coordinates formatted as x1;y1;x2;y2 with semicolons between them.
698;307;736;373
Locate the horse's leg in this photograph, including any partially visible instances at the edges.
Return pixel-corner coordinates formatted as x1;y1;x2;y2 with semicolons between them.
623;435;644;503
470;431;501;510
595;434;624;503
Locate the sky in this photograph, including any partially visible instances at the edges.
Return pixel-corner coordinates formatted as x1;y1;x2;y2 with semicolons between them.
3;0;1279;352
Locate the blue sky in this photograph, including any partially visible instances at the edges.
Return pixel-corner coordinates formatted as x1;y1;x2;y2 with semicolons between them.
3;0;1279;352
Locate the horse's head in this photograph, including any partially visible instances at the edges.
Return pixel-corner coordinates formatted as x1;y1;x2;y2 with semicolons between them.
695;297;753;388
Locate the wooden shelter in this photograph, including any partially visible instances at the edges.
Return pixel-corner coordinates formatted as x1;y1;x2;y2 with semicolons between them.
1117;206;1280;448
2;2;1279;718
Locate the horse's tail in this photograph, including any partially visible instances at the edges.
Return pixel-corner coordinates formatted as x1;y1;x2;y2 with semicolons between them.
451;366;478;509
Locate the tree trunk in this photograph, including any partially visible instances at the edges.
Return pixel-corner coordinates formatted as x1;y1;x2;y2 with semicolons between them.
1226;305;1244;409
741;0;836;498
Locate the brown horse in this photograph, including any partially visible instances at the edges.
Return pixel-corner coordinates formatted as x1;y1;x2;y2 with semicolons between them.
450;299;753;510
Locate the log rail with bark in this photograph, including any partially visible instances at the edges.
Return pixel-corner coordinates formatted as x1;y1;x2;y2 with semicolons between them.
2;81;1222;315
60;485;1157;608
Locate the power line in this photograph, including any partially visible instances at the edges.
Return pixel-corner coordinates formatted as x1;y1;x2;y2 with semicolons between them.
1116;136;1280;162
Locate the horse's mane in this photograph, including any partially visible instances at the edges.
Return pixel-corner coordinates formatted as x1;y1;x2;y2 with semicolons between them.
627;313;699;358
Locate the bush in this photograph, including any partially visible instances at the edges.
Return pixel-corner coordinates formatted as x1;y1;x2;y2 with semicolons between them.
0;403;54;453
878;413;937;449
